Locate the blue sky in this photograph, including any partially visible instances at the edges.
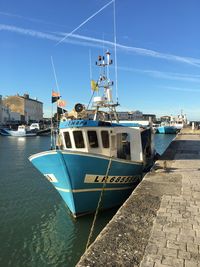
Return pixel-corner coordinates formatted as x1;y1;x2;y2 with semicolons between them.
0;0;200;120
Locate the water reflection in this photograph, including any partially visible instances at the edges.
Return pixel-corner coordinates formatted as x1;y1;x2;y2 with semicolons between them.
27;204;76;266
16;137;26;142
0;134;175;267
0;136;117;267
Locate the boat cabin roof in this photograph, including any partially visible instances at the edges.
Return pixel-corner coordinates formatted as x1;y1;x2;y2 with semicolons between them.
59;119;122;129
18;125;26;131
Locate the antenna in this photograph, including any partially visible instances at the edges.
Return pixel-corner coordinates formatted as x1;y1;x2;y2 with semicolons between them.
113;0;118;102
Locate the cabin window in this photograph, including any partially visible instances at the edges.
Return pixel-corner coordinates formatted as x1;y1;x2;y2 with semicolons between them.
64;132;72;148
87;131;99;148
117;133;131;160
73;131;85;148
101;131;109;148
56;133;64;149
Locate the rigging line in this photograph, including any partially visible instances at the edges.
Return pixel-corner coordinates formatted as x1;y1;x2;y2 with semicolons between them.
50;104;54;150
87;50;94;109
87;90;95;110
87;50;96;109
51;56;60;147
55;0;114;46
113;0;118;101
89;49;92;81
51;56;60;93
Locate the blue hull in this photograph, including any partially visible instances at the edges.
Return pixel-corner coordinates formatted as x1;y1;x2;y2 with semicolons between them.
157;126;177;134
0;129;11;136
29;150;143;217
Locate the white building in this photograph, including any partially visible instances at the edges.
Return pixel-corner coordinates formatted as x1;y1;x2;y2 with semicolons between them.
9;111;21;122
116;110;143;120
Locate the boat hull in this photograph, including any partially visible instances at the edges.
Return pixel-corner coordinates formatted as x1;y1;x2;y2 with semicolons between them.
157;126;177;134
0;129;11;136
0;128;36;137
36;128;51;136
29;150;143;217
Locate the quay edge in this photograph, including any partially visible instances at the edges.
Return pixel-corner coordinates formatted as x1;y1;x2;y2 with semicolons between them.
77;127;200;266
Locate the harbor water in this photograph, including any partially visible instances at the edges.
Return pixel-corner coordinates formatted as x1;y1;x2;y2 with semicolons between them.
0;134;176;267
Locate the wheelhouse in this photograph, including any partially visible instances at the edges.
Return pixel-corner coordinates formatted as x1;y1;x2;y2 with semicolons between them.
58;123;143;162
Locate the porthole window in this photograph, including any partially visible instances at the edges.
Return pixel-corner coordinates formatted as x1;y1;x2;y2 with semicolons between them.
73;131;85;148
87;131;98;148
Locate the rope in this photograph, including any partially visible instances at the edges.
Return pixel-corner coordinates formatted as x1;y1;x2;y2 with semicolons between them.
85;156;113;250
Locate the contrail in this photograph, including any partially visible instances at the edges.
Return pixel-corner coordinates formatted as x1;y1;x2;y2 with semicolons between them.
1;23;200;67
0;24;60;42
164;86;200;93
118;66;200;83
55;0;114;46
0;11;67;28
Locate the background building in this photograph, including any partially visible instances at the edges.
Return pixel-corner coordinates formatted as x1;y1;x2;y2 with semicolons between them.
0;95;2;123
143;114;156;122
3;93;43;123
0;95;11;124
116;110;143;120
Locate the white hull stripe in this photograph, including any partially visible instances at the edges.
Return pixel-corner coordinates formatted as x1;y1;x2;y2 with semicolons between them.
29;150;142;165
55;186;133;193
29;151;57;160
61;151;142;165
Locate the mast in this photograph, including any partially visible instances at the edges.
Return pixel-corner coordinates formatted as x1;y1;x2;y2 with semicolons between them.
92;51;119;122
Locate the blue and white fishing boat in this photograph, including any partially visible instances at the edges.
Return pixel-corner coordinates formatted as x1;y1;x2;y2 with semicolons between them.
29;52;154;217
156;124;178;134
170;113;187;130
0;125;37;137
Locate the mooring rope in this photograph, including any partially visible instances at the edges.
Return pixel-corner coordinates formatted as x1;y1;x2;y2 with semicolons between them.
85;156;113;250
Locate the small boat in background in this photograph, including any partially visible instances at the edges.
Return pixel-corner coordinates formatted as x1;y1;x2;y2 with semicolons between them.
156;124;178;134
152;123;160;133
0;125;37;137
156;113;187;134
170;113;187;130
29;123;40;132
36;128;51;136
30;122;52;136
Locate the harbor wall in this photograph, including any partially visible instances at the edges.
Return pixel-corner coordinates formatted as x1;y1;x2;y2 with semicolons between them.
77;128;200;266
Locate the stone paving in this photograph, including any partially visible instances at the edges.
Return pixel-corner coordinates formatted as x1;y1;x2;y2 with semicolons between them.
140;170;200;267
140;134;200;267
77;132;200;267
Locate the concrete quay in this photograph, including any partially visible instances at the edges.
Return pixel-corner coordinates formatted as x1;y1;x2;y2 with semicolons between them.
77;129;200;267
